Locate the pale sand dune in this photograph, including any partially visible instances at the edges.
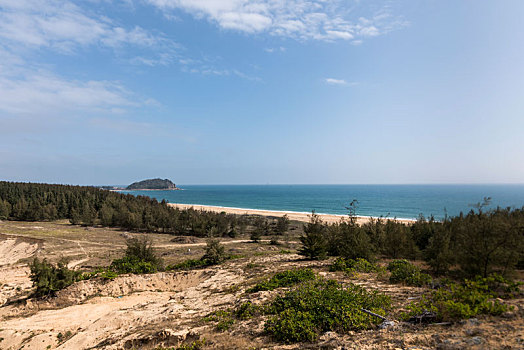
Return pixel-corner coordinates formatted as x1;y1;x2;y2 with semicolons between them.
168;203;415;225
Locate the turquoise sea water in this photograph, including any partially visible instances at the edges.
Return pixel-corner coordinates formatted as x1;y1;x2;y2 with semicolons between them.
120;185;524;220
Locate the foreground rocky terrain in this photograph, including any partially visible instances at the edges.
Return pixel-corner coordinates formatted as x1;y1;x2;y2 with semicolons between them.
0;221;522;349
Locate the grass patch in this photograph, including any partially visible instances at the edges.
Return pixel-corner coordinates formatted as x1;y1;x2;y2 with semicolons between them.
247;268;316;293
265;278;391;343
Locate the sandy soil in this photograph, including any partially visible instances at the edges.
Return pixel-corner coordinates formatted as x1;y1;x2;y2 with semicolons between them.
168;203;415;225
0;221;522;350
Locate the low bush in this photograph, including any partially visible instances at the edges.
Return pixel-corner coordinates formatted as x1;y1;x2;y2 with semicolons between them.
265;278;391;343
387;259;432;286
29;258;82;297
402;275;515;322
234;301;267;320
166;258;209;271
330;257;379;274
247;268;316;293
201;239;227;265
154;339;206;350
110;255;159;274
202;310;235;331
111;238;163;274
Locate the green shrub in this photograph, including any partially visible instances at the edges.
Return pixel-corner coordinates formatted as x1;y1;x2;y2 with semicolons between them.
265;309;317;343
402;275;514;322
247;268;316;293
330;258;378;273
154;339;206;350
110;255;159;274
29;258;82;297
265;278;391;343
203;310;235;331
234;301;266;319
337;222;376;261
298;213;328;260
387;259;432;286
329;257;349;272
111;238;163;274
473;273;522;298
99;269;118;280
201;238;227;265
166;258;209;270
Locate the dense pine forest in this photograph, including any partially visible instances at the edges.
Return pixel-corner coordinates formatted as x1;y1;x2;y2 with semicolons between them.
0;181;238;236
0;181;522;278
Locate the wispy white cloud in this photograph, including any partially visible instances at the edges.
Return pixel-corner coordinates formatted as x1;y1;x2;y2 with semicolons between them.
324;78;359;86
264;46;286;53
325;78;348;85
145;0;407;43
182;64;262;82
0;0;176;55
0;69;143;115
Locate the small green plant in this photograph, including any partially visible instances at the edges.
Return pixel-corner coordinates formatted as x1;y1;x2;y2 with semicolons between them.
99;269;118;280
234;301;266;319
247;268;316;293
154;339;206;350
387;259;432;286
201;239;227;265
56;330;73;344
176;339;206;350
402;275;515;322
265;278;391;343
203;310;235;331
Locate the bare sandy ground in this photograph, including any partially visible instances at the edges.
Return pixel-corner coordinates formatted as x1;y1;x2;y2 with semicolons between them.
1;222;522;350
168;203;415;225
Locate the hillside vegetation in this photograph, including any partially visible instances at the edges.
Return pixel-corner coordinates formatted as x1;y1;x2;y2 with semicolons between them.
126;178;177;190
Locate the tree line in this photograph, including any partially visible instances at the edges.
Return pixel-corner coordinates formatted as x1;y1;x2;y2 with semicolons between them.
299;199;524;278
0;181;288;237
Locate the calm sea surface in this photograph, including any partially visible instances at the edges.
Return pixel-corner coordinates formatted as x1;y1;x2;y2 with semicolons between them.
121;185;524;220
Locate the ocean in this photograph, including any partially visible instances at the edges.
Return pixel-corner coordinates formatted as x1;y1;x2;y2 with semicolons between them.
120;184;524;220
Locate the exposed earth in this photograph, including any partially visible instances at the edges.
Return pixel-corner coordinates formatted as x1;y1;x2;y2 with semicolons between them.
0;220;522;350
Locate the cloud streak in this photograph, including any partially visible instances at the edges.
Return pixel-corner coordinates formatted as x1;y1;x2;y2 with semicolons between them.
0;0;176;54
0;68;143;115
325;78;348;86
145;0;406;43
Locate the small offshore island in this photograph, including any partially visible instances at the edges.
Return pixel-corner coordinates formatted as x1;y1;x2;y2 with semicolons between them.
100;178;180;191
126;178;179;191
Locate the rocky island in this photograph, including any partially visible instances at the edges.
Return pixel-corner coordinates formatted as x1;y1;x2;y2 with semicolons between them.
126;178;179;190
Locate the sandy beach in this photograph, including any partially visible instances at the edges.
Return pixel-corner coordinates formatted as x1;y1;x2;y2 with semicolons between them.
168;203;415;225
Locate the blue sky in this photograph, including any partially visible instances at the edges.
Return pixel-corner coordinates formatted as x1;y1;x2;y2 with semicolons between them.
1;0;523;185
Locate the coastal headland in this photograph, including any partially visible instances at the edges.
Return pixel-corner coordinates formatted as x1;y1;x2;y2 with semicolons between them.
168;203;415;225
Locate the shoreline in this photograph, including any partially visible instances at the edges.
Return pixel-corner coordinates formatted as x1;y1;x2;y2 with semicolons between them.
167;203;416;225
